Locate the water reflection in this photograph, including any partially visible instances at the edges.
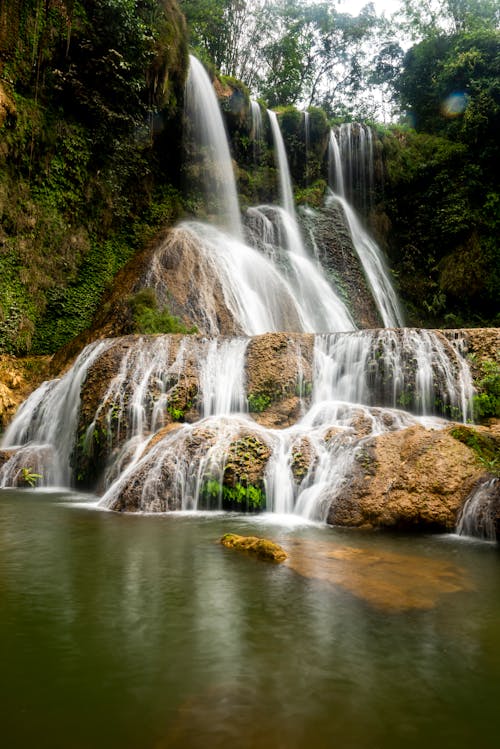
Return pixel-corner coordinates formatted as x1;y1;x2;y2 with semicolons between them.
0;491;499;749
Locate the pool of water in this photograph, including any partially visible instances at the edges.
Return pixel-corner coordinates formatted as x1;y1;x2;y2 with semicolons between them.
1;489;499;749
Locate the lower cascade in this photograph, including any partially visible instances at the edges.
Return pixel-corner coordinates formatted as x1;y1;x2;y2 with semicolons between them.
0;329;479;525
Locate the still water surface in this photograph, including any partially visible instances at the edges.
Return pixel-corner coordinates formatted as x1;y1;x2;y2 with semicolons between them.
1;489;499;749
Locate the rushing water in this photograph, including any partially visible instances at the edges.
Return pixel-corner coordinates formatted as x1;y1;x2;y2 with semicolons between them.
327;128;404;329
0;329;475;518
1;489;499;749
185;55;243;239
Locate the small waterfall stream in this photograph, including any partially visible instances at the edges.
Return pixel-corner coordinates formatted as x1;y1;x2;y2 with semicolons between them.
328;129;404;328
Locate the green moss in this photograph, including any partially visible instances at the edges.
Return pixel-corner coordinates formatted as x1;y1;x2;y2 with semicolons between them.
247;392;272;413
219;533;287;562
472;359;500;420
129;289;197;335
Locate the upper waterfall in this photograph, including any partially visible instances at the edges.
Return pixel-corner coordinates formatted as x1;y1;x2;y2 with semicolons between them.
327;127;404;329
185;55;243;239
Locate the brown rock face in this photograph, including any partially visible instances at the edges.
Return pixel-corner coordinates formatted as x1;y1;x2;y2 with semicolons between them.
245;333;314;428
299;201;381;328
328;424;486;531
0;355;50;430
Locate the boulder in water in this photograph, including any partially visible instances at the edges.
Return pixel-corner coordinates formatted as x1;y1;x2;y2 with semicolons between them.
327;424;486;531
219;533;287;562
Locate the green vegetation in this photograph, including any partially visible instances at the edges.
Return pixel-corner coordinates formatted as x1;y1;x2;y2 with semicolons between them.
0;0;498;343
129;289;197;335
247;392;272;413
472;360;500;420
201;479;266;511
0;0;188;355
19;467;43;487
450;425;499;475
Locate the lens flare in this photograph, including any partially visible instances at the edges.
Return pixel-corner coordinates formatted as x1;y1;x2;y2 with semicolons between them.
441;92;469;117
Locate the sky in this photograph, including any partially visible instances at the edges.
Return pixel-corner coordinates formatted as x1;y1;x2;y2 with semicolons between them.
335;0;402;17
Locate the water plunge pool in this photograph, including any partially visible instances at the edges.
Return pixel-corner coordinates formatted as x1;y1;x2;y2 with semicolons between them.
1;489;499;749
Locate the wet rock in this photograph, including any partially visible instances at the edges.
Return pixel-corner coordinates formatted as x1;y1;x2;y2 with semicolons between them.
290;436;316;483
220;533;287;562
245;332;314;428
299;201;381;328
105;419;272;513
327;424;486;531
285;537;471;611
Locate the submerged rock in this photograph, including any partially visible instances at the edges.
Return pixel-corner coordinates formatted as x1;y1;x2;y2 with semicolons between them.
219;533;287;562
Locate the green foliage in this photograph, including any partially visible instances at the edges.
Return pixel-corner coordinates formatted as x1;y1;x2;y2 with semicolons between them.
450;425;499;475
381;125;499;326
19;467;43;487
129;289;197;335
472;360;500;420
0;1;188;355
295;179;327;207
247;392;271;413
201;479;266;511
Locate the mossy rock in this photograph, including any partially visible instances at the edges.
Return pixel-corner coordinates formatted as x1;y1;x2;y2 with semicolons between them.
219;533;287;563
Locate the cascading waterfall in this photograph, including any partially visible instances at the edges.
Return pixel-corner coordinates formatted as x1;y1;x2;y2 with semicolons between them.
327;127;404;329
1;59;486;536
337;122;375;212
250;100;263;162
304;111;310;186
1;330;475;523
268;110;297;220
175;59;356;335
185;55;243;239
328;129;345;197
457;479;498;541
0;340;112;487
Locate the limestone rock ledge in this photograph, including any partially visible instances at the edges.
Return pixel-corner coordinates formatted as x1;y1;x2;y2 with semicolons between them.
328;424;491;532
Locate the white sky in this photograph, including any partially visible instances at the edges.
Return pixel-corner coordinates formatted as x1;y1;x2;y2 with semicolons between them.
335;0;403;17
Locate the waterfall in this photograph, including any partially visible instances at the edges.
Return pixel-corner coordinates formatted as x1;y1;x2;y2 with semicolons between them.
304;111;310;186
328;130;345;197
250;100;263;162
337;122;374;212
1;329;475;524
185;55;243;239
0;340;112;487
244;206;355;332
268;110;296;219
327;127;404;329
457;479;498;541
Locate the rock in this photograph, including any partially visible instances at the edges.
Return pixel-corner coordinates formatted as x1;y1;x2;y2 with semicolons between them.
0;355;50;430
327;424;487;531
219;533;287;562
299;200;381;328
245;332;314;428
105;419;272;513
